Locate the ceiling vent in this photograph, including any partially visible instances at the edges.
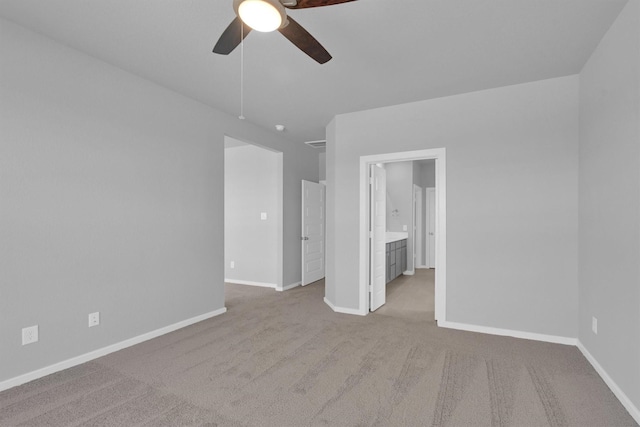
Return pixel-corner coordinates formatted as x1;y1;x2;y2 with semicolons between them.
304;139;326;149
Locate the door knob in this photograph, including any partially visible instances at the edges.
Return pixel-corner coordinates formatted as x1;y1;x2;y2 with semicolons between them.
301;237;309;240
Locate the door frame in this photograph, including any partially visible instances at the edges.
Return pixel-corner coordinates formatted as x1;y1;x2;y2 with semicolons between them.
413;184;423;268
425;187;436;269
224;135;284;291
359;148;446;321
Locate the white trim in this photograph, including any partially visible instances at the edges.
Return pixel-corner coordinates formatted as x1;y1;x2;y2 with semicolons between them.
403;270;415;276
0;307;227;393
433;161;445;321
276;152;284;291
438;320;577;346
324;297;366;316
427;319;640;423
577;341;640;425
359;148;446;318
278;281;302;292
224;279;277;288
425;187;436;269
413;184;422;272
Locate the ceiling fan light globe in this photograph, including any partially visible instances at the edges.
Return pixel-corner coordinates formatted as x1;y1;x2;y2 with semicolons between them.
237;0;285;32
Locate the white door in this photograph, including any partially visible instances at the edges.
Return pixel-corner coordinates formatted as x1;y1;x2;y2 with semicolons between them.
426;187;436;268
370;165;386;311
414;185;422;268
301;180;325;285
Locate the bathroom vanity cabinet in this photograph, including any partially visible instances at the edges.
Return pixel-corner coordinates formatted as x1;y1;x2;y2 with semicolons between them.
386;239;407;284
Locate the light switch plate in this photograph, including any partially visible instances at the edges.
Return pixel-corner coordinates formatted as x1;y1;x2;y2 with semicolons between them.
261;212;267;220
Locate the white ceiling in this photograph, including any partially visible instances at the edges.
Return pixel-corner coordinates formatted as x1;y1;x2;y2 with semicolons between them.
0;0;628;144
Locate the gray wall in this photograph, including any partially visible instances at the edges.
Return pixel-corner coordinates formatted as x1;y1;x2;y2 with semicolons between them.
0;19;318;383
326;76;579;338
319;152;326;181
419;160;436;189
225;144;280;285
578;0;640;410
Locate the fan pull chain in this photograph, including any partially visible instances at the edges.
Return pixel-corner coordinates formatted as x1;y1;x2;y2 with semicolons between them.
239;23;245;120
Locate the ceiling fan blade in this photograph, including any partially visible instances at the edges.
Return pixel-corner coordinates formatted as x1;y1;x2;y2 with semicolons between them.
284;0;357;9
278;16;332;64
213;16;251;55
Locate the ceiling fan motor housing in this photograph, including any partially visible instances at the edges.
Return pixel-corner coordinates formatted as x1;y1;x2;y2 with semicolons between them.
233;0;288;31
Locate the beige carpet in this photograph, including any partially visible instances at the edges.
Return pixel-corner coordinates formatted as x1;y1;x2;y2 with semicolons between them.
376;268;436;320
1;270;637;426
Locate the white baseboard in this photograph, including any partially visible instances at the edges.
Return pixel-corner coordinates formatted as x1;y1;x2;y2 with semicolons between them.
403;270;415;276
0;307;227;393
224;279;276;288
323;297;366;316
438;320;577;346
577;341;640;424
278;281;301;292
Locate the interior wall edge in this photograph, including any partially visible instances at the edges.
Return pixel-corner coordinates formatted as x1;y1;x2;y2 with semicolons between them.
323;297;366;316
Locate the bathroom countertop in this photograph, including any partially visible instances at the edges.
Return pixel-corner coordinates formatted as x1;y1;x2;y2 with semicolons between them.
385;232;408;243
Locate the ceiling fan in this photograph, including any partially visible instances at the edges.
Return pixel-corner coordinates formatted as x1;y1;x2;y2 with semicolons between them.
213;0;357;64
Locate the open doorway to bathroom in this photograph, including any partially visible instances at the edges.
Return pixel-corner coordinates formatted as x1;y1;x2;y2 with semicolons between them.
359;148;446;323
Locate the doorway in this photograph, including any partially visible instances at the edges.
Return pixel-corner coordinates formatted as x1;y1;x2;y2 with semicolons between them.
224;136;284;290
301;180;326;286
368;161;433;318
359;148;446;322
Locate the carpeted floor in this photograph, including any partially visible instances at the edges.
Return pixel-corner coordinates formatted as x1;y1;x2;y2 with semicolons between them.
1;270;636;426
376;268;436;321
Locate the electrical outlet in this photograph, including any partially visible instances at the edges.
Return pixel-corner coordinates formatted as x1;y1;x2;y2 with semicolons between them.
88;312;100;327
592;317;598;335
402;225;407;231
22;325;39;345
230;261;235;269
261;212;267;220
